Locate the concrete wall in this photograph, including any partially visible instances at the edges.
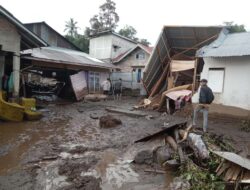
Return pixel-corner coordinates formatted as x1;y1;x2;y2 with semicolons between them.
111;35;136;59
0;16;20;53
200;56;250;110
118;48;150;72
89;34;136;61
0;16;21;96
89;35;113;60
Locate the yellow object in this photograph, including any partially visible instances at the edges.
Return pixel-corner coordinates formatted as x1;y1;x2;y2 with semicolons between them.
21;98;42;121
0;91;24;122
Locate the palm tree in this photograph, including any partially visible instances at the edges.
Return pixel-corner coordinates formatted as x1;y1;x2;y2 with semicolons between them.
64;18;79;37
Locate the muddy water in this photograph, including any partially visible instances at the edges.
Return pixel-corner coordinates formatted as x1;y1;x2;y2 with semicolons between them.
0;99;176;189
0;111;69;175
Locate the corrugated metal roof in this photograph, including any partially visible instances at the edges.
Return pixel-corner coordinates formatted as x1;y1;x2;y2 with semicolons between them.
143;26;224;93
197;31;250;57
21;47;114;70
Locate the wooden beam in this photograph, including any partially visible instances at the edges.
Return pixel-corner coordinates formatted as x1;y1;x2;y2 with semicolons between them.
172;34;219;59
149;63;170;98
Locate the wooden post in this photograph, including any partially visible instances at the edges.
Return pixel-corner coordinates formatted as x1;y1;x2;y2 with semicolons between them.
192;58;198;94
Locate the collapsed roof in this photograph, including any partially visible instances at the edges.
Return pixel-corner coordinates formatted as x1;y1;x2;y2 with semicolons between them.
143;26;224;93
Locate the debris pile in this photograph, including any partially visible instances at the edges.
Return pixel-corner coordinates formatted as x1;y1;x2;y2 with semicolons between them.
138;27;224;114
133;122;250;189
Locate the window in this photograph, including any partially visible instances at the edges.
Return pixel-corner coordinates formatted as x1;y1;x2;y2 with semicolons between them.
208;68;225;93
136;52;145;60
88;72;100;93
137;69;142;83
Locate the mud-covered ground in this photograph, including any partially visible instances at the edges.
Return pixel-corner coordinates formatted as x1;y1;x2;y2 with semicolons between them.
0;97;249;190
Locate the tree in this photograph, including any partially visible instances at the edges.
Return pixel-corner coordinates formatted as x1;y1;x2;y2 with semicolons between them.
89;0;119;35
118;25;151;46
223;21;246;33
65;34;89;53
64;18;79;37
118;25;137;40
139;39;151;46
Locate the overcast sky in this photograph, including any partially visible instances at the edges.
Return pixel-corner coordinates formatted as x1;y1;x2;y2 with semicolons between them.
1;0;249;45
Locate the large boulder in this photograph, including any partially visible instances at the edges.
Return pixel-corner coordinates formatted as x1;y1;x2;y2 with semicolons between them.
99;115;122;128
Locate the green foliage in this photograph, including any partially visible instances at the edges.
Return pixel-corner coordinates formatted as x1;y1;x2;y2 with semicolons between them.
64;18;79;37
118;25;137;40
89;0;119;35
65;34;89;53
180;159;225;190
224;21;246;33
118;25;151;46
240;119;250;132
139;38;151;46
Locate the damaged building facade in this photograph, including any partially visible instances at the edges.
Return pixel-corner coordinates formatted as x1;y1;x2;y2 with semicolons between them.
0;6;47;97
141;26;223;112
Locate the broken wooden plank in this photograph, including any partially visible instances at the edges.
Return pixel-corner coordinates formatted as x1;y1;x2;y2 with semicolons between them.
213;151;250;170
231;165;242;181
105;108;147;117
175;129;185;164
165;135;178;151
217;162;231;176
135;121;187;143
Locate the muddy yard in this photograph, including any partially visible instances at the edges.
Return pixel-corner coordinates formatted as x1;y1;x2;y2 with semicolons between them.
0;97;249;190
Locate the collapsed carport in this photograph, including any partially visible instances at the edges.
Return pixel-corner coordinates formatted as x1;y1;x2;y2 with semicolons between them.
142;26;224;111
20;47;114;101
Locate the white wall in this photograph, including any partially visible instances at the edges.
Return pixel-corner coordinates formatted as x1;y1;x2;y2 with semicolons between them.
0;16;21;53
89;35;113;60
111;35;136;59
118;48;150;72
201;56;250;110
89;34;136;62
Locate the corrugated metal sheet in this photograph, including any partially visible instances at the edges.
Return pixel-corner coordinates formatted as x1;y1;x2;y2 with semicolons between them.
143;26;224;93
21;47;114;70
198;31;250;57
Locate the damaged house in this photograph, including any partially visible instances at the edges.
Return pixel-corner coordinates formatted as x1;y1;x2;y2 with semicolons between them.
0;5;47;98
197;30;250;110
21;47;114;101
142;26;223;112
89;31;152;90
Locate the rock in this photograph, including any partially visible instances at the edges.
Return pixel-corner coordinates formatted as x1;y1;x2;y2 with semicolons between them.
99;115;122;128
134;149;153;165
169;177;190;190
153;145;173;165
90;113;99;119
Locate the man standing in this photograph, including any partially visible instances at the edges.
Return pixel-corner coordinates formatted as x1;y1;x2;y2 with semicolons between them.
192;79;214;133
114;78;122;100
101;78;111;96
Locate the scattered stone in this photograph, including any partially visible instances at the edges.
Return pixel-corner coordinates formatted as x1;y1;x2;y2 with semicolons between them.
90;113;99;119
153;145;173;165
134;149;153;165
145;115;154;120
99;115;122;128
61;176;101;190
169;177;190;190
68;146;88;154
